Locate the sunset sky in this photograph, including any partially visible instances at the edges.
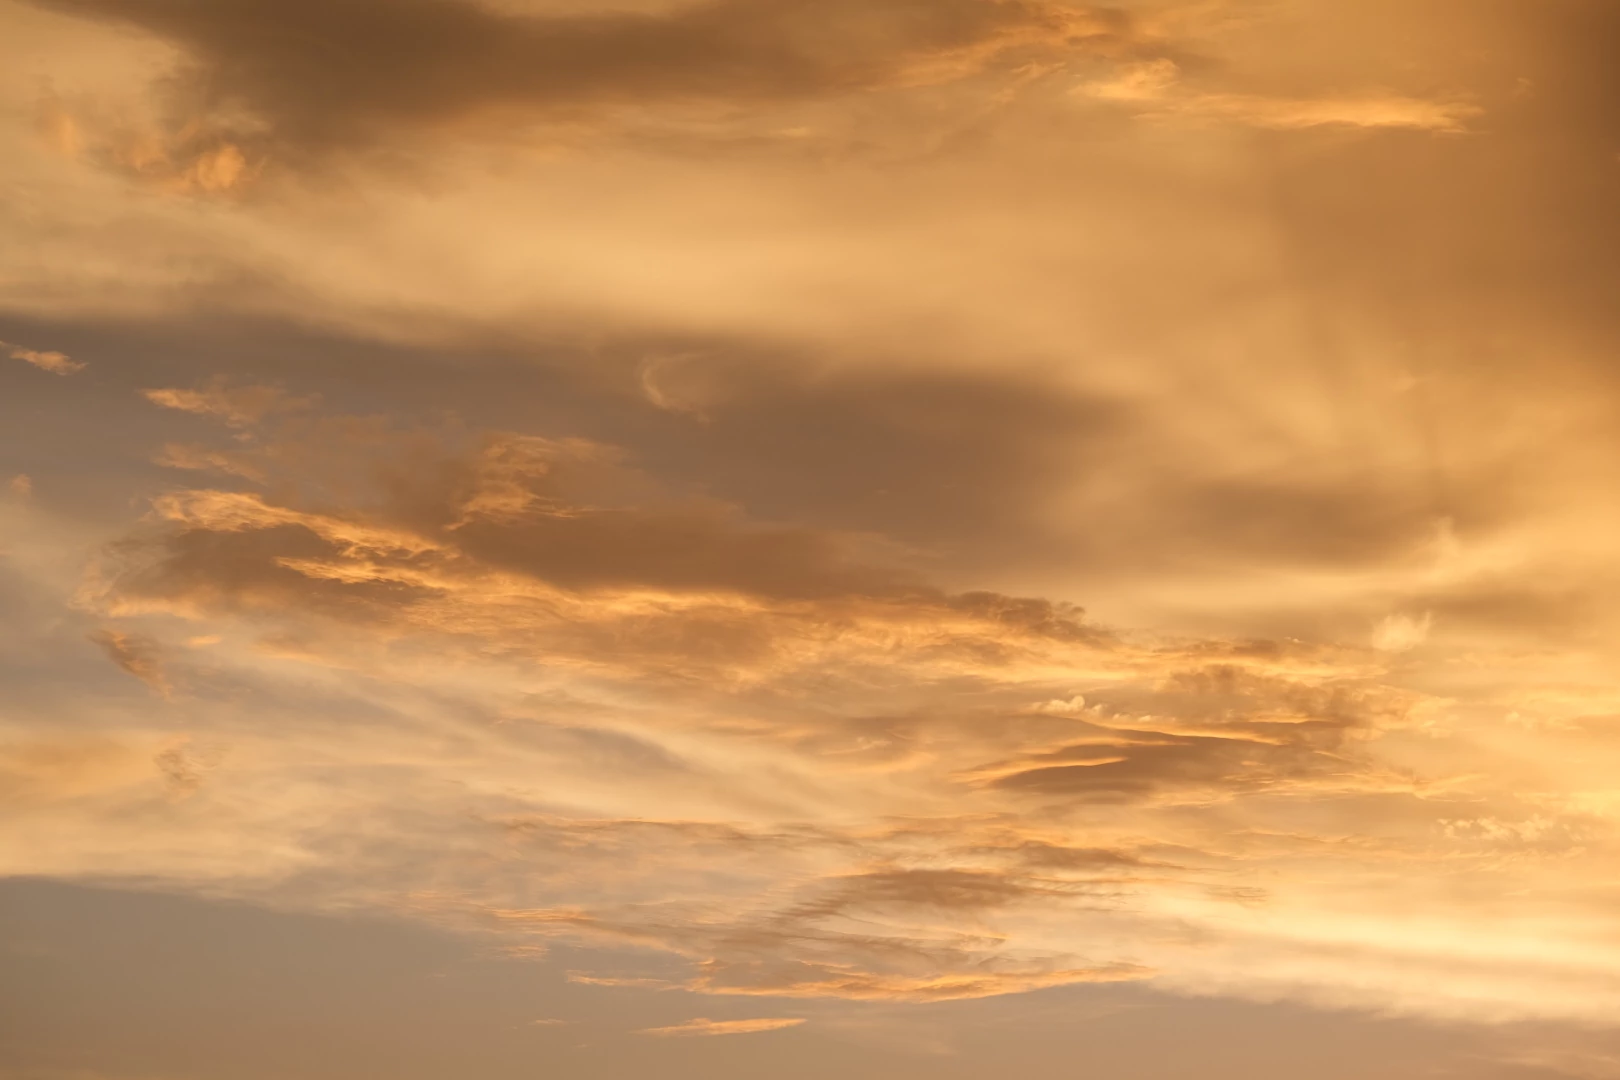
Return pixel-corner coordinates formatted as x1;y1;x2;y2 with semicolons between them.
4;1;1620;1077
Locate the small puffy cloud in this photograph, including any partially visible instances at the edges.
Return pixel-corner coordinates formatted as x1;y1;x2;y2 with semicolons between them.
175;143;251;193
1083;58;1180;103
637;1017;805;1038
35;94;260;195
1372;612;1433;652
1032;694;1089;714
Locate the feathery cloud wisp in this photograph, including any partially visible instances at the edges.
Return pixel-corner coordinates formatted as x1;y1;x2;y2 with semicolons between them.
638;1017;805;1038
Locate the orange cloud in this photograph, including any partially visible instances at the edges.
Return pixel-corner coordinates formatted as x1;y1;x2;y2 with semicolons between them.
637;1017;805;1038
88;629;172;698
40;392;1600;1019
1078;60;1480;132
7;343;85;374
28;0;1152;166
141;380;315;427
6;0;1620;1045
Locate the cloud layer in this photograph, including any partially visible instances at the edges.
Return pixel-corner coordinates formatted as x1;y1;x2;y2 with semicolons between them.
5;1;1620;1074
0;385;1614;1021
24;0;1148;178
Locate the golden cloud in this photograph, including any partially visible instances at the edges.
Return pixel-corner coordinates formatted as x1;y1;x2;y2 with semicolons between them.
637;1017;805;1038
10;390;1591;1016
7;342;85;374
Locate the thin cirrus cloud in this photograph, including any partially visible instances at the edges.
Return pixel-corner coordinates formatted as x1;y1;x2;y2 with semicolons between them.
1078;59;1480;132
21;0;1152;176
0;383;1606;1022
140;379;316;427
637;1017;806;1037
5;1;1620;1075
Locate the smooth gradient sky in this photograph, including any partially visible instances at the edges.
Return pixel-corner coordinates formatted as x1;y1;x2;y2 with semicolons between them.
4;1;1620;1078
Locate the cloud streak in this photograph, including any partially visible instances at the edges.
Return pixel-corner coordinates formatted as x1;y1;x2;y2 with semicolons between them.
7;342;84;374
1079;59;1479;132
637;1017;805;1037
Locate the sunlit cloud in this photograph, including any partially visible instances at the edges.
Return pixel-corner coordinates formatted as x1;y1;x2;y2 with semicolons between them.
141;380;316;427
1078;59;1480;132
4;0;1620;1074
0;385;1600;1018
24;0;1146;149
637;1017;805;1037
6;341;84;374
87;628;171;698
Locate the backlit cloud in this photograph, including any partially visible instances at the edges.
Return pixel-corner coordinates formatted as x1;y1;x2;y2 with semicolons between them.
4;1;1620;1075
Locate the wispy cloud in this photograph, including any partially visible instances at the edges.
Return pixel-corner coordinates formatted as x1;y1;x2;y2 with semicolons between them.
1078;59;1480;132
87;629;171;698
0;388;1595;1017
141;380;315;428
7;342;85;374
28;0;1148;168
5;0;1620;1068
637;1017;805;1038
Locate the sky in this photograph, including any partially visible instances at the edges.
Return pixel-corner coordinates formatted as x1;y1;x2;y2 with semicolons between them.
3;1;1620;1077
